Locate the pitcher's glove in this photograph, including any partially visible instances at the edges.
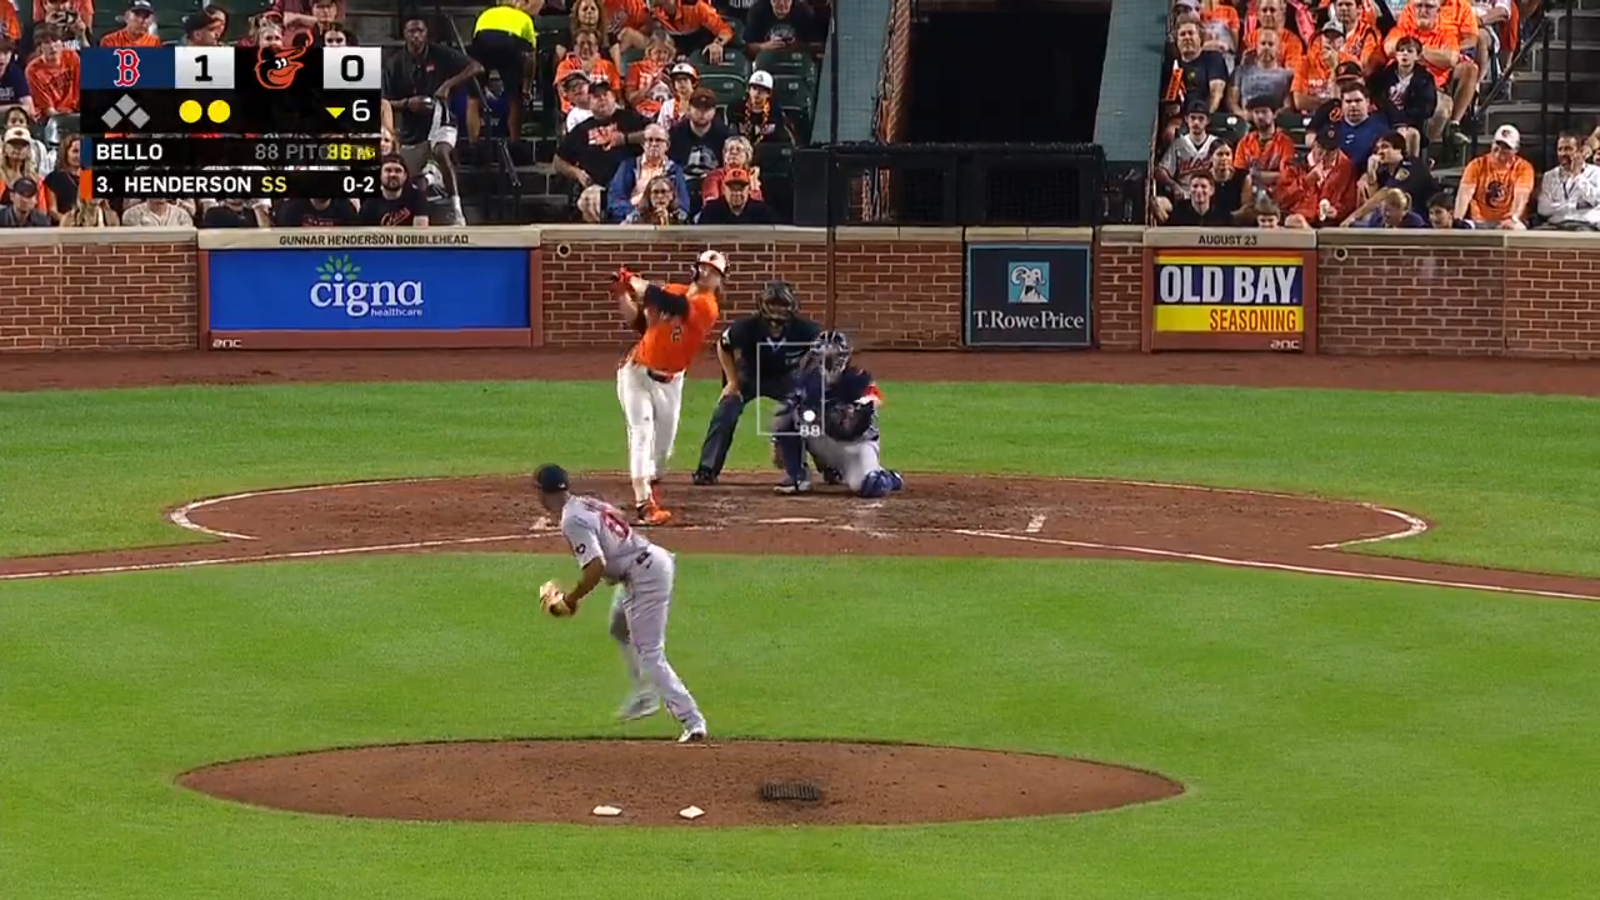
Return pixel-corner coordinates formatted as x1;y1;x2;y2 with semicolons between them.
540;580;573;618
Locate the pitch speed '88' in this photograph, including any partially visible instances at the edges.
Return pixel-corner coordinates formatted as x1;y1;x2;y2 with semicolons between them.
254;143;370;163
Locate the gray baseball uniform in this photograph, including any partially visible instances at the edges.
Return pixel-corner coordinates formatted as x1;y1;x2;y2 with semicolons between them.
560;495;705;732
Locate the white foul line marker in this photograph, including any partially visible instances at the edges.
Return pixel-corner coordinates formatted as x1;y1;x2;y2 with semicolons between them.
1025;514;1048;534
0;534;529;582
950;529;1600;603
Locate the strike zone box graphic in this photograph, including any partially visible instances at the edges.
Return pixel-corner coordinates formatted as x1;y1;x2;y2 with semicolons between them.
1142;247;1319;353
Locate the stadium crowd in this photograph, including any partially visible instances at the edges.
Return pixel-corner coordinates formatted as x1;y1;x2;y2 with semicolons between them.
1156;0;1600;230
0;0;822;227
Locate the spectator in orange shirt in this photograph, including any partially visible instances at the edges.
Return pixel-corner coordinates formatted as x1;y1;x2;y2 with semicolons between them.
25;25;78;118
31;0;94;26
1454;123;1535;229
554;28;621;113
1278;128;1357;227
2;2;23;49
1235;95;1297;191
1293;18;1359;113
1384;0;1474;139
625;31;675;120
649;0;733;63
100;0;161;47
25;0;93;56
1327;0;1383;75
1242;0;1305;69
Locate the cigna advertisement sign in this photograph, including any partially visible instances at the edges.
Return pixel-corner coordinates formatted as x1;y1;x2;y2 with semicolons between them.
203;244;533;349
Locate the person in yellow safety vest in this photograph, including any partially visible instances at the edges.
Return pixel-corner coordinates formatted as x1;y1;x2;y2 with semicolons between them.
471;0;542;139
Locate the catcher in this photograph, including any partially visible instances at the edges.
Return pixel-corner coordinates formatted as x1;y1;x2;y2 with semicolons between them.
769;331;905;498
533;463;708;744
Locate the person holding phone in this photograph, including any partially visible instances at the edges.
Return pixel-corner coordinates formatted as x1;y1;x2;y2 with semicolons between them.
743;0;819;57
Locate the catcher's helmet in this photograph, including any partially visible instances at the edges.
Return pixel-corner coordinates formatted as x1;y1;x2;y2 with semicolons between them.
759;280;798;319
808;330;851;380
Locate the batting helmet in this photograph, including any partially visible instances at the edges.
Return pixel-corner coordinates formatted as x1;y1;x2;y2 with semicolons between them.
697;249;728;273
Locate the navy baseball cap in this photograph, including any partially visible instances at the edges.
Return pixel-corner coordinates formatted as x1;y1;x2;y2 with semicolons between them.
534;464;569;493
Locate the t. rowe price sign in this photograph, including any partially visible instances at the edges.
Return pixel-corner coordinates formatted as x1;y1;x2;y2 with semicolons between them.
1140;229;1318;353
964;242;1093;348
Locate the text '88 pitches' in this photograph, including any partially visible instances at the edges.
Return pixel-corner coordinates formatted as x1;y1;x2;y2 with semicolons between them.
79;46;383;136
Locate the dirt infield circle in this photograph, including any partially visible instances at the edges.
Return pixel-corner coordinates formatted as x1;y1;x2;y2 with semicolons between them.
177;740;1185;826
9;469;1600;827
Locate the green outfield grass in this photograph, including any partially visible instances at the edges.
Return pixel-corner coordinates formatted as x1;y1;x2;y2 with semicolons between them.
4;555;1599;900
3;378;1599;899
1;380;1597;574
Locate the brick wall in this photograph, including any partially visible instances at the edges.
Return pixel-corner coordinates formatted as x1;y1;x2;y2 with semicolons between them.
538;227;961;349
1093;228;1143;350
0;232;196;351
877;0;914;144
1;227;1596;359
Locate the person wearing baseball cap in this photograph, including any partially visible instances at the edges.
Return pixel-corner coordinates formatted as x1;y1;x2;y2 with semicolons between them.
529;461;710;745
1278;126;1356;228
727;70;797;145
667;87;734;180
1455;123;1535;229
558;68;594;134
0;176;53;227
100;0;160;47
694;167;774;224
552;27;620;116
657;60;699;126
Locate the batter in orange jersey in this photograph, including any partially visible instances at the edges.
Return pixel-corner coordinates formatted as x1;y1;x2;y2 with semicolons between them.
612;249;724;525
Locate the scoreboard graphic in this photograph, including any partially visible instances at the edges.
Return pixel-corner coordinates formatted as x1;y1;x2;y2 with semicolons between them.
79;45;384;200
1142;245;1319;353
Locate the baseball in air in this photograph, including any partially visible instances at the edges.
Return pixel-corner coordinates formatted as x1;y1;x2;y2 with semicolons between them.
802;410;817;423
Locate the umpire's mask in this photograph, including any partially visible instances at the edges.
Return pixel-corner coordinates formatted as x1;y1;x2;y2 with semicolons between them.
759;281;798;333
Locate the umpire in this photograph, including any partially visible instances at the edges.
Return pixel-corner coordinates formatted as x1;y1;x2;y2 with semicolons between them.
692;281;822;485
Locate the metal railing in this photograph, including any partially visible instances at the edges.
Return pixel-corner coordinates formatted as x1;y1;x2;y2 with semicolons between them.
1471;0;1574;171
435;2;523;223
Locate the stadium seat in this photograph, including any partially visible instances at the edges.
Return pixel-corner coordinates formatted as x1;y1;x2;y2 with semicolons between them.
1208;111;1248;143
701;73;748;105
535;14;571;51
753;140;795;171
753;49;815;82
620;46;646;75
694;49;751;78
785;106;812;144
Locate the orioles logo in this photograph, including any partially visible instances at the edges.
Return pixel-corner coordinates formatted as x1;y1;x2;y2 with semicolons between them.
255;45;306;90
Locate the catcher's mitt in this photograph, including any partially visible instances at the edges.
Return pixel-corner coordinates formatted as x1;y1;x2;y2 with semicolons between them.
539;580;572;618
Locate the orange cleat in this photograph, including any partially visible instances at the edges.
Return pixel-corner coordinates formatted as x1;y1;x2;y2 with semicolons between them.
636;498;673;526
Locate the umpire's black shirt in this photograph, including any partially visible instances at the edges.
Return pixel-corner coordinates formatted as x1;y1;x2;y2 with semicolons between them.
721;313;822;398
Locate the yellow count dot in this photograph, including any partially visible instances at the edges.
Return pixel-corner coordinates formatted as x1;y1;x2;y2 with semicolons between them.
207;100;231;123
178;99;203;124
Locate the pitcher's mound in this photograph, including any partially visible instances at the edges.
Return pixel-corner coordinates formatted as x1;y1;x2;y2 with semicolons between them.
177;739;1183;826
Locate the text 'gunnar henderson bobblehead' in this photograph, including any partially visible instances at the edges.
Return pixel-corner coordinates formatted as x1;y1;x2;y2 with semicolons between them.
79;45;383;200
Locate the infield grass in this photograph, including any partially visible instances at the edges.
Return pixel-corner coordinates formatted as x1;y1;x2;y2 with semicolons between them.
4;555;1600;899
2;380;1597;574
